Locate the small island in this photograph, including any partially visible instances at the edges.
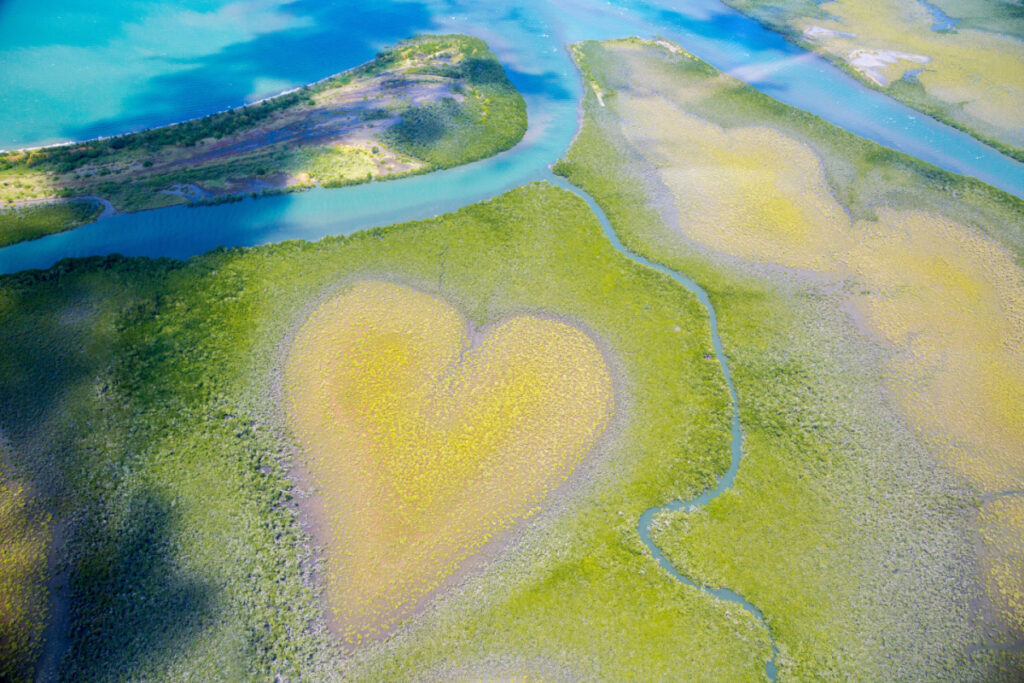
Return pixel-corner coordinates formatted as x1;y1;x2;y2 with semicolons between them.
0;35;527;248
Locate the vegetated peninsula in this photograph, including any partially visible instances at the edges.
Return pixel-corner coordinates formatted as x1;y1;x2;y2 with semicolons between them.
0;34;526;248
720;0;1024;162
3;27;1024;683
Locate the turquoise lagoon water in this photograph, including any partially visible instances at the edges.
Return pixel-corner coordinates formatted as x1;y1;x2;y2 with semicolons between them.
1;0;1023;275
0;4;1015;675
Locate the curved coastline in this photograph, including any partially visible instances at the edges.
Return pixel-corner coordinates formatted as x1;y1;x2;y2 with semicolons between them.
3;0;1024;275
3;3;1023;678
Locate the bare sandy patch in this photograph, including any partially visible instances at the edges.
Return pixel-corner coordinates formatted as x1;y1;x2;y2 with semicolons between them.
846;49;929;86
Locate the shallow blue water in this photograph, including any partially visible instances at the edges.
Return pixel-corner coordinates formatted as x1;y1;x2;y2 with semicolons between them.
918;0;960;31
0;0;438;148
2;0;1024;275
3;3;1019;674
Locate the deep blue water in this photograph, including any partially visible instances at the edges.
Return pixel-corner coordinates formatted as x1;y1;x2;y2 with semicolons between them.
1;0;1022;275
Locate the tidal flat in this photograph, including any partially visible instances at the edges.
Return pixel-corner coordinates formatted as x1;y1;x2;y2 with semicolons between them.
556;37;1024;679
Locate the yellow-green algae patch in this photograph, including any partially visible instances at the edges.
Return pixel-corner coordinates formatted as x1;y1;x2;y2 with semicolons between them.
557;37;1024;678
285;281;613;643
980;496;1024;634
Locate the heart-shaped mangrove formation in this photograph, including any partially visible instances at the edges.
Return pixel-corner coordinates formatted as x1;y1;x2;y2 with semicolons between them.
285;281;614;643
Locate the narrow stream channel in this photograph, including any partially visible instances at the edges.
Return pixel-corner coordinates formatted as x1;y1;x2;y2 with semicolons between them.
546;173;779;680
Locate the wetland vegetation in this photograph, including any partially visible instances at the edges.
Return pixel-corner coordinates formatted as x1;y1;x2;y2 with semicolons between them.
721;0;1024;161
0;200;105;248
0;183;784;679
556;37;1024;679
0;467;51;682
0;35;526;248
1;18;1022;683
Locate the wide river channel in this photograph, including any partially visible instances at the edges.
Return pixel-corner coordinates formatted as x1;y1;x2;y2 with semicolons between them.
1;0;1023;274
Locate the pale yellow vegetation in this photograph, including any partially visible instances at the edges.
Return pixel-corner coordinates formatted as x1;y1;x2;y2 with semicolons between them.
285;281;613;643
294;142;424;187
618;93;850;273
846;210;1024;491
612;44;1024;493
796;0;1024;146
979;497;1024;633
